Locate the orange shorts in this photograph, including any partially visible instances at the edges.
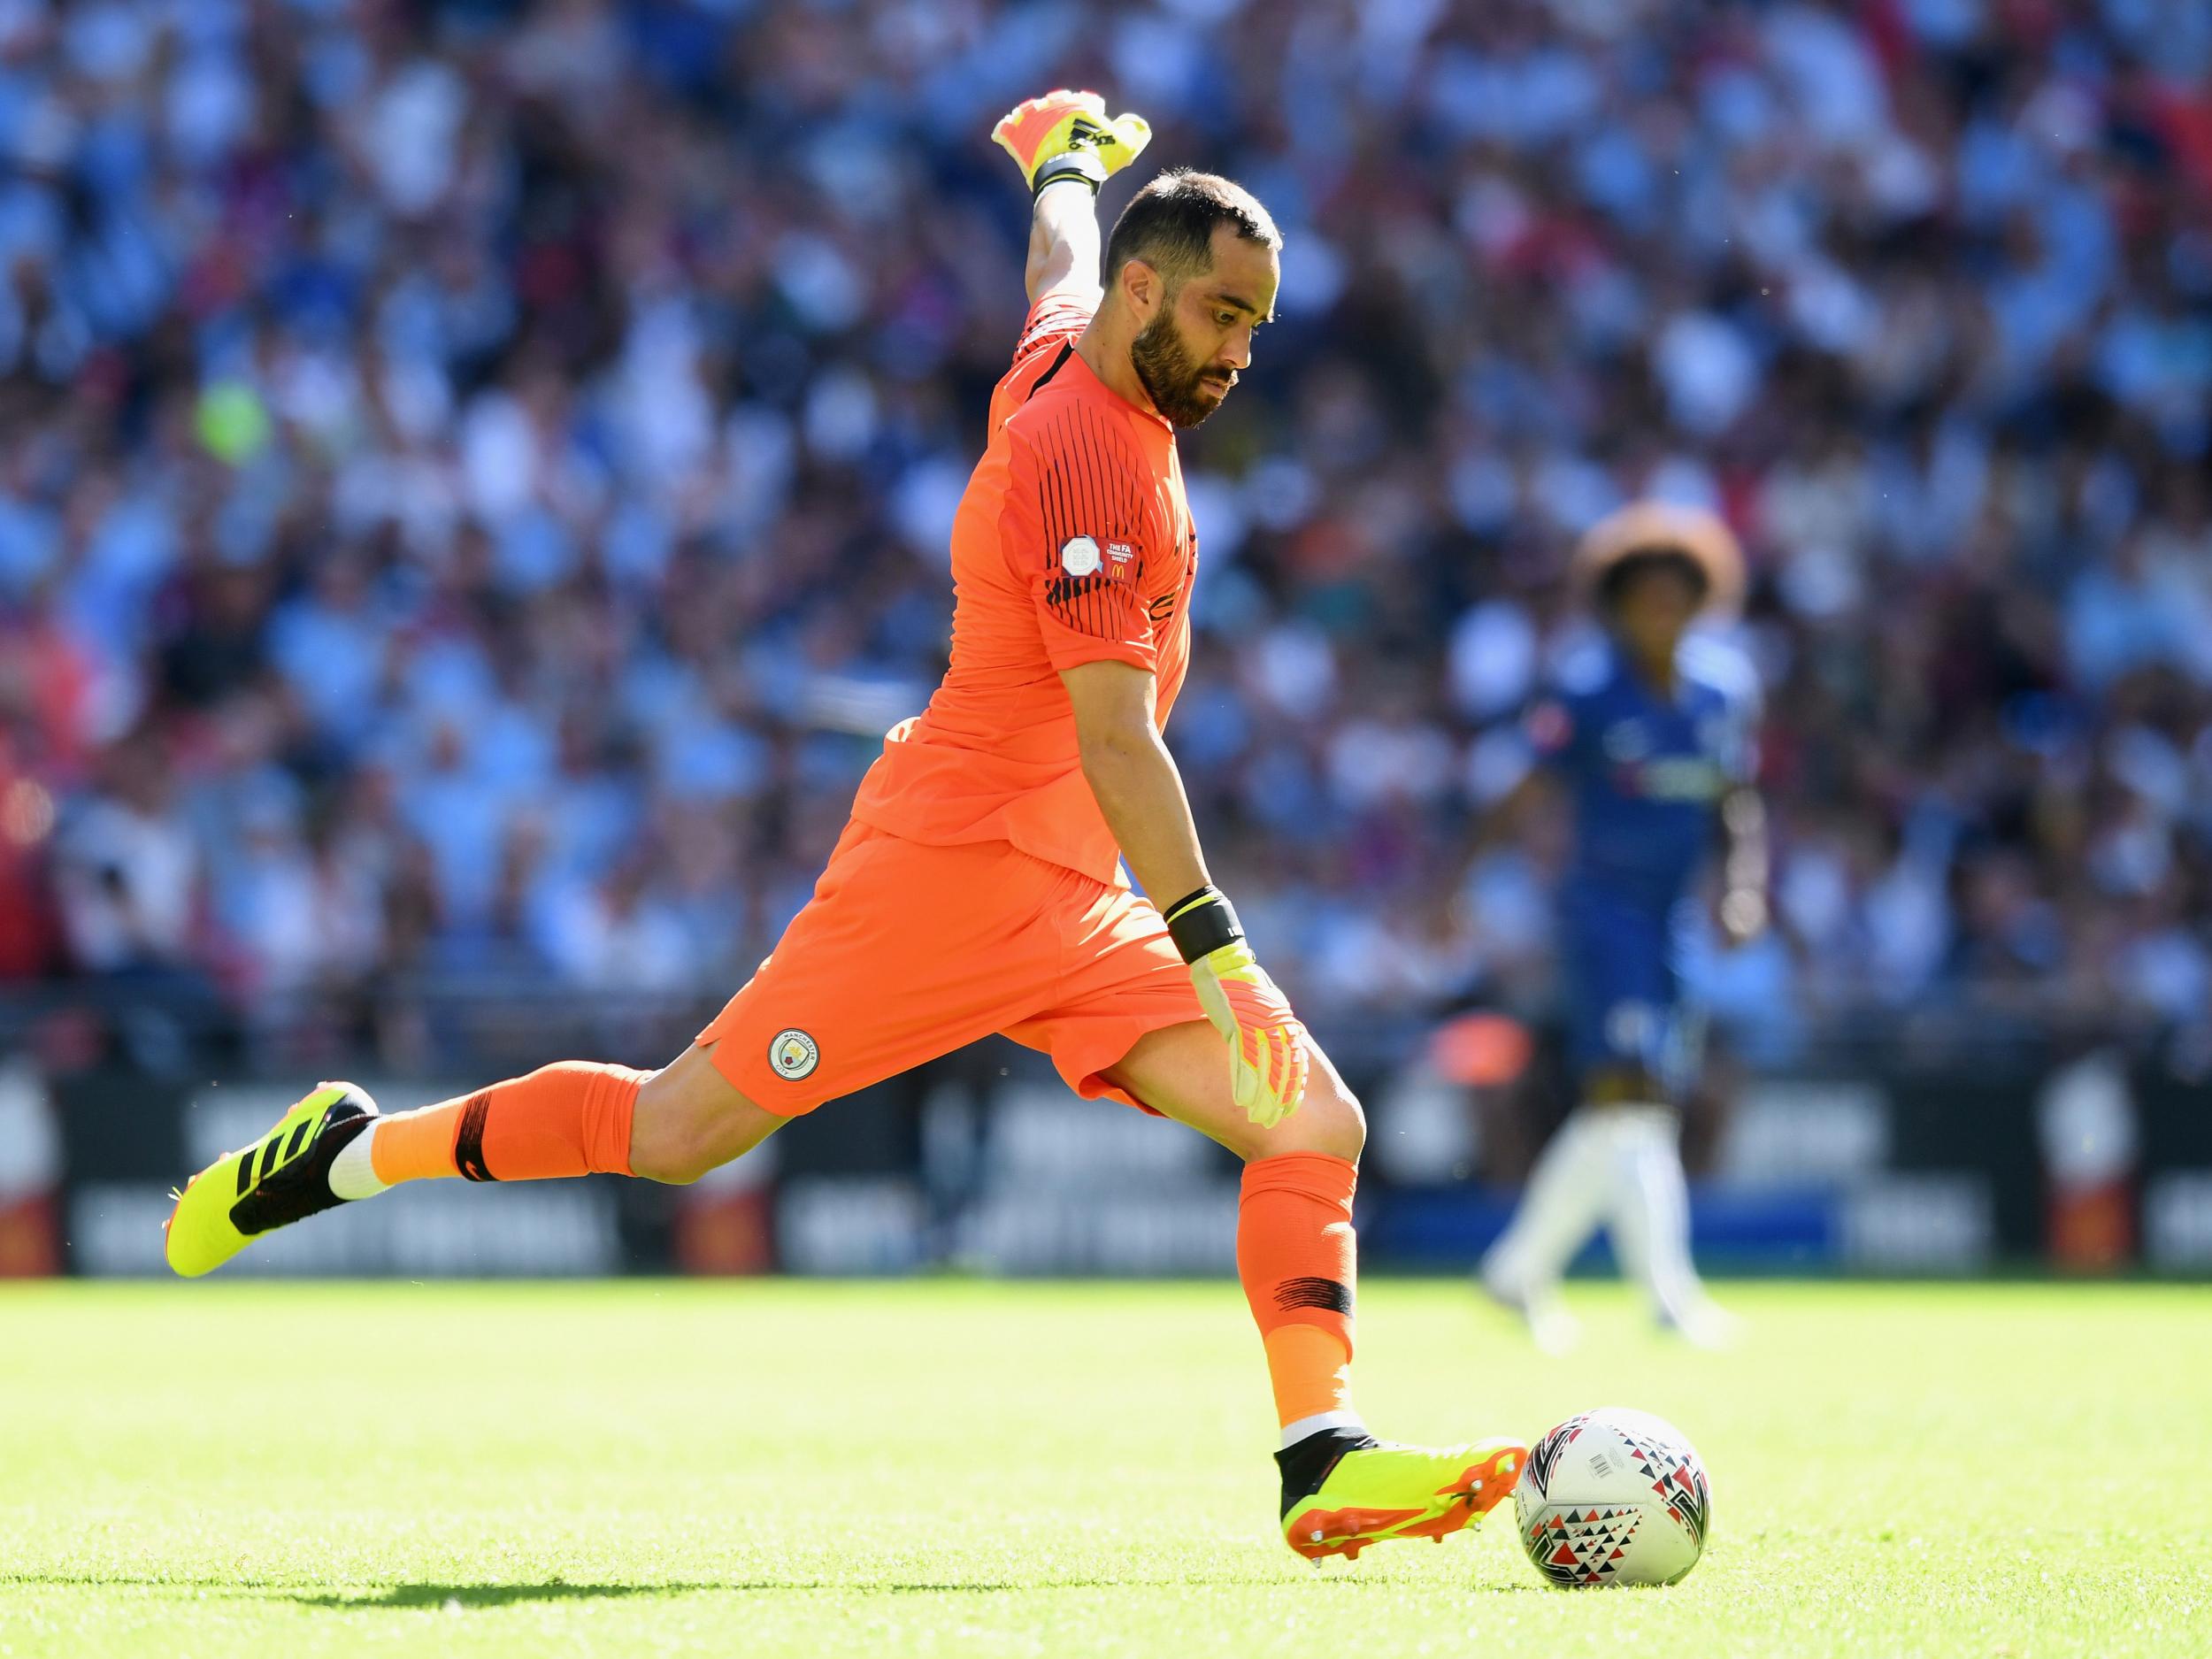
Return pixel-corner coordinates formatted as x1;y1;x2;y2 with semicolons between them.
695;820;1203;1115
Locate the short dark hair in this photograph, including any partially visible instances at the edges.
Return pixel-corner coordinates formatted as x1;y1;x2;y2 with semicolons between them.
1104;169;1281;293
1597;547;1711;612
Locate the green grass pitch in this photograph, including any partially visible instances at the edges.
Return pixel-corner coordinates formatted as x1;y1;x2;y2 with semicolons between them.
1;1280;2205;1657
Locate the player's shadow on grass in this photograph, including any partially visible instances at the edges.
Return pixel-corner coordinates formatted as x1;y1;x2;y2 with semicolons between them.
16;1572;1550;1605
17;1572;1550;1606
283;1579;1041;1608
284;1577;1551;1609
289;1582;699;1609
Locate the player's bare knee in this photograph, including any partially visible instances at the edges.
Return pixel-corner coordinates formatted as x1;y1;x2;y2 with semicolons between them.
1307;1085;1368;1163
627;1069;690;1183
630;1048;783;1184
1253;1078;1365;1164
634;1129;716;1187
634;1120;730;1186
630;1070;726;1184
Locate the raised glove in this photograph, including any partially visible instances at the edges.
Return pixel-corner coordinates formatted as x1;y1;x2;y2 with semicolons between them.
1165;886;1310;1129
992;88;1152;198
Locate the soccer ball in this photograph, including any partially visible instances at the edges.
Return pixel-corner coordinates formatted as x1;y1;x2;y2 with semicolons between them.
1514;1407;1710;1587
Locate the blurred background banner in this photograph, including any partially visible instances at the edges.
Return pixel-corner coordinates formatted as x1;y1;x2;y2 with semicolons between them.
2;0;2210;1277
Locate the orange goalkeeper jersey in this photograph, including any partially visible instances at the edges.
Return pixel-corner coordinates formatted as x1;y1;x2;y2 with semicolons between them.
849;292;1197;887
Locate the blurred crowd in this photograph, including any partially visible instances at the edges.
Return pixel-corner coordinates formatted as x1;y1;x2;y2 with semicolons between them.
3;0;2211;1066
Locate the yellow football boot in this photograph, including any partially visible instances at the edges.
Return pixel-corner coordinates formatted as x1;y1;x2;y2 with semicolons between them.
1281;1434;1526;1563
165;1082;378;1277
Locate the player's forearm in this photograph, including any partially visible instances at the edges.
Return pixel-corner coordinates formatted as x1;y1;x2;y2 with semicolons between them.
1025;180;1102;305
1721;788;1768;896
1718;787;1770;939
1077;719;1211;908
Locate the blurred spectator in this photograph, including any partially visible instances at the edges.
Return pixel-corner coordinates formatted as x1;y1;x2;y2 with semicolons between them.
52;730;196;975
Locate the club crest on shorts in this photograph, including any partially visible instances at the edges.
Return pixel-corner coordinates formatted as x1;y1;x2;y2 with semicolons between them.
769;1029;819;1081
1059;534;1101;576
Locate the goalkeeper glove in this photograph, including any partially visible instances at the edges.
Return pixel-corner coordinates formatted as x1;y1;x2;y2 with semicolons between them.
992;88;1152;198
1165;886;1310;1129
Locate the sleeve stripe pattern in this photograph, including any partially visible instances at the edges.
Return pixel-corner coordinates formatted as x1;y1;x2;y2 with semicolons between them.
1034;403;1149;645
1012;295;1094;372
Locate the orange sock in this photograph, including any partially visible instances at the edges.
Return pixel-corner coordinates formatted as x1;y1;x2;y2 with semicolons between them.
1239;1152;1359;1432
369;1062;647;1186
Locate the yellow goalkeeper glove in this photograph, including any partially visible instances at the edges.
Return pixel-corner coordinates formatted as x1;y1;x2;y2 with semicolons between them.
1165;886;1310;1129
992;88;1152;198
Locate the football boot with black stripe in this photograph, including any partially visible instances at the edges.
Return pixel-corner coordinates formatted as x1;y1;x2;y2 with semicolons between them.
165;1082;378;1277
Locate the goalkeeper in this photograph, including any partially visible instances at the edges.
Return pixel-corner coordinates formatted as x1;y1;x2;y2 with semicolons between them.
165;91;1524;1562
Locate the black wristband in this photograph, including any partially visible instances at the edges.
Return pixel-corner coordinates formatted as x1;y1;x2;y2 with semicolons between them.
1164;885;1243;964
1032;152;1107;198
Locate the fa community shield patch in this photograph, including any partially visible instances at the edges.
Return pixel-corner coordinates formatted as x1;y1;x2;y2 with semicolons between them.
769;1029;819;1080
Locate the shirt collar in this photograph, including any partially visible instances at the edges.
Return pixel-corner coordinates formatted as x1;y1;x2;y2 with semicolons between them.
1609;640;1693;710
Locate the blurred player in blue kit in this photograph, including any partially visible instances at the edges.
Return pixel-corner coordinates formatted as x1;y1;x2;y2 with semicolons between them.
1480;503;1766;1352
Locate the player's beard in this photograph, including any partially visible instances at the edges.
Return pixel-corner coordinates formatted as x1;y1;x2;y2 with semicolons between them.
1131;310;1226;429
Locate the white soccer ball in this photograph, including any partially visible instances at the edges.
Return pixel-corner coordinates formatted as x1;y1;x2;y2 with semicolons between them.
1514;1407;1711;1587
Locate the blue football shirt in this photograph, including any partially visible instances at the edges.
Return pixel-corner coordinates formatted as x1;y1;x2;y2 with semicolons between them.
1527;635;1759;912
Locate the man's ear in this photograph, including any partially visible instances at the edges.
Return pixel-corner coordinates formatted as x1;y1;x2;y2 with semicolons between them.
1118;257;1162;322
